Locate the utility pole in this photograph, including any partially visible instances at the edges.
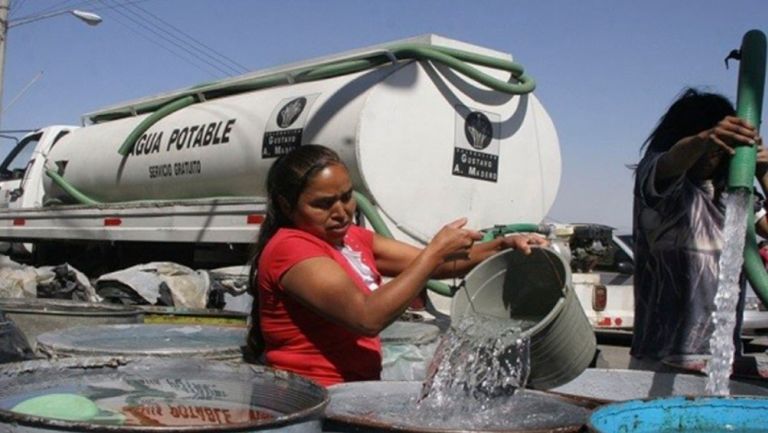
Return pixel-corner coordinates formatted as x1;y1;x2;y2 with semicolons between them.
0;0;10;128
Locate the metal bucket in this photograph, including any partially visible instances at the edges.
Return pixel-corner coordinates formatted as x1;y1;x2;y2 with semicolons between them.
451;247;596;389
36;324;246;361
588;396;768;433
0;298;143;351
324;380;593;433
550;368;768;404
0;356;327;432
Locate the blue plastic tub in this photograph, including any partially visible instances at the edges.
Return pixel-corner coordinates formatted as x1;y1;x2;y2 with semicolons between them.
589;396;768;433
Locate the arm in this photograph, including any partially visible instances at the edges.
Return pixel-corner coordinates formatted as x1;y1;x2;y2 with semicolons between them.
373;232;548;279
279;218;478;336
655;116;757;184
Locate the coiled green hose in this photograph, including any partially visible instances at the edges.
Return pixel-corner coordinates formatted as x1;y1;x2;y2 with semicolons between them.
114;43;535;157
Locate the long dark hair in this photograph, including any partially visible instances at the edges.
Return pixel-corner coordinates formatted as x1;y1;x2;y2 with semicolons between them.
641;88;735;154
246;144;343;360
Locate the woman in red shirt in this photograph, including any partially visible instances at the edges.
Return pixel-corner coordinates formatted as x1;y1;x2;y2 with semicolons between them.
247;144;545;386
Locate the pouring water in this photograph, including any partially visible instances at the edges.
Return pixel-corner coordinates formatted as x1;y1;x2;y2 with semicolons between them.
706;189;749;395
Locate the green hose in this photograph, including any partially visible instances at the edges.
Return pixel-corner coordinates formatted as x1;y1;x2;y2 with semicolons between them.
731;30;768;307
481;223;548;242
352;191;546;297
352;191;454;296
45;169;100;206
117;95;197;156
112;43;535;156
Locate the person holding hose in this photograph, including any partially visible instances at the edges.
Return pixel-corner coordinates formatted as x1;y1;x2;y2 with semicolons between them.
246;144;546;386
632;88;768;371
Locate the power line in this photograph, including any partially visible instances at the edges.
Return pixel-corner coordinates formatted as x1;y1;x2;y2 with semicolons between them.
129;2;248;75
9;0;28;19
11;0;249;81
95;0;229;78
30;0;78;15
12;0;78;21
117;2;244;76
11;0;149;25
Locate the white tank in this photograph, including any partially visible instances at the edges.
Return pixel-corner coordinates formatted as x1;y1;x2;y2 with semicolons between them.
44;35;560;243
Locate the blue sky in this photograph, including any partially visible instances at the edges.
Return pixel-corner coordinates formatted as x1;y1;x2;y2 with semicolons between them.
2;0;767;232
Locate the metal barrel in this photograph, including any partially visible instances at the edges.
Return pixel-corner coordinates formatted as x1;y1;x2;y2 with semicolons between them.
0;356;327;433
0;298;143;352
451;247;597;389
588;396;768;433
324;380;592;433
35;324;246;361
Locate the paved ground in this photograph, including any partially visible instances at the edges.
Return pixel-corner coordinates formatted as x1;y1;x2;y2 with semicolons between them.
593;331;645;369
592;330;768;389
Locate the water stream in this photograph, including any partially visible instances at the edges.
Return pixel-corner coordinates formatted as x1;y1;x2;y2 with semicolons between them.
328;314;589;430
705;189;750;395
407;315;587;429
419;315;532;408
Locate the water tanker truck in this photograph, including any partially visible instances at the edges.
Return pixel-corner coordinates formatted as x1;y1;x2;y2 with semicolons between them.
0;35;607;315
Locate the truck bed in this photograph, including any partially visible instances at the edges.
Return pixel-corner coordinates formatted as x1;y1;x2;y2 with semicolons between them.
0;197;266;244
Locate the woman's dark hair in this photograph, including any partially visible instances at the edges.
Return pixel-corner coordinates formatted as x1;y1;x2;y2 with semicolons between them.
641;88;736;154
245;144;343;361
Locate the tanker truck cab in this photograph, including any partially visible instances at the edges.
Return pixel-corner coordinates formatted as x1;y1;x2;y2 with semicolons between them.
0;126;76;210
0;126;76;255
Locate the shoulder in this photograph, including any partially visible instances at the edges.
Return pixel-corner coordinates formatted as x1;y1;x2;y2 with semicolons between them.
635;151;687;202
259;228;334;280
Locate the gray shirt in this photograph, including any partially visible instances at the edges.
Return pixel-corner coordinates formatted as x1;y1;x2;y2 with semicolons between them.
632;151;744;359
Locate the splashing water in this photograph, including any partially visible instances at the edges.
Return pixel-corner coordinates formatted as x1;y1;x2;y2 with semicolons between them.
706;190;750;395
327;314;590;430
418;315;532;415
357;314;591;429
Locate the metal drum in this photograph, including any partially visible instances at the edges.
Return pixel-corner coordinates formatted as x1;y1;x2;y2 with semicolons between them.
36;324;245;360
324;380;593;433
588;396;768;433
451;247;596;389
0;298;143;351
0;356;326;432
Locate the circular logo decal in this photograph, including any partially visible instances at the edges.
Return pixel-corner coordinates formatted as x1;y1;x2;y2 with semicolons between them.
464;112;493;150
277;97;307;129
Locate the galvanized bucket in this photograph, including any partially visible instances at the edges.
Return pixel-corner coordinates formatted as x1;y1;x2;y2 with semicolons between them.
0;298;143;352
451;247;596;389
324;380;593;433
0;356;327;433
588;396;768;433
36;324;246;361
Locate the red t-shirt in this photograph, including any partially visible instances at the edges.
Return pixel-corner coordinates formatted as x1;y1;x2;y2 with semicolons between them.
257;226;382;386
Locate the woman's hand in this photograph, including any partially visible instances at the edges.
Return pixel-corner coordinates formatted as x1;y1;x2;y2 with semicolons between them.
500;233;549;255
697;116;758;155
425;217;483;262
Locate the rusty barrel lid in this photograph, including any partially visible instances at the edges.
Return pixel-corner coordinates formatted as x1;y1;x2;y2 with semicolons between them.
0;356;327;432
325;380;591;433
